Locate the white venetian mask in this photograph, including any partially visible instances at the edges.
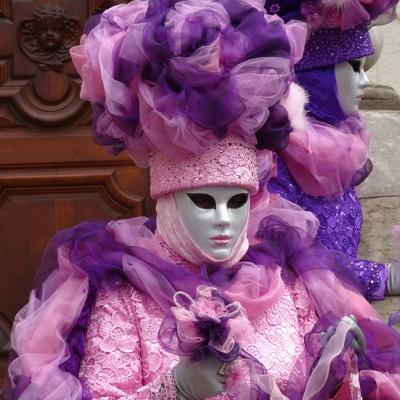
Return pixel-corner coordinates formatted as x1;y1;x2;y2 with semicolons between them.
335;57;369;115
174;186;249;261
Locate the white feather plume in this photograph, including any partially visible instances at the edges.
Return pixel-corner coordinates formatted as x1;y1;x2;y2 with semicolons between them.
280;83;309;133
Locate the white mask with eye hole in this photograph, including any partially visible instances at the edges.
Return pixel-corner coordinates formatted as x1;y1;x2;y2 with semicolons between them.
335;57;369;115
174;187;249;261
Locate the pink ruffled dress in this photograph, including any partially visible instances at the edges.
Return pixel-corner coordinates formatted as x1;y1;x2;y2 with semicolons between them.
79;236;318;399
9;214;400;399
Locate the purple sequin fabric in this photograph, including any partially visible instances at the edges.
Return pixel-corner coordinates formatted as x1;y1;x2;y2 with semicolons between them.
268;159;387;301
264;0;398;70
295;25;373;71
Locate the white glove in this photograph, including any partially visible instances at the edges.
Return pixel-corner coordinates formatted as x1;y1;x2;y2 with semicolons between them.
174;356;226;400
322;315;366;353
386;262;400;295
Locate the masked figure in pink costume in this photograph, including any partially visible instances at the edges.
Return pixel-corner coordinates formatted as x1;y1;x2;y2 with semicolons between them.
6;1;400;399
264;0;400;301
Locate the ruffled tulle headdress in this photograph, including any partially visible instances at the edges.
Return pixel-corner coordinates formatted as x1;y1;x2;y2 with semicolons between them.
264;0;398;197
265;0;397;70
71;0;308;185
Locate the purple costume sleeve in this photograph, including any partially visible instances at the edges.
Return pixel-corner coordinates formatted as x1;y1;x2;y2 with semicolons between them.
268;158;388;301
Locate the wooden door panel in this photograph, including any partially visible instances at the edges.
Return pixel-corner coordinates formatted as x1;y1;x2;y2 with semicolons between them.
0;144;151;333
0;186;138;323
0;1;85;128
0;147;151;392
0;0;134;393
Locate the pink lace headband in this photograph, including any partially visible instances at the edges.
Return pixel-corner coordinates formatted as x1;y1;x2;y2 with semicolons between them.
149;135;259;199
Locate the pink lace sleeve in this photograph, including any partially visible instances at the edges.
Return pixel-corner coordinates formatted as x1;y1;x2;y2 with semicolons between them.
79;283;177;399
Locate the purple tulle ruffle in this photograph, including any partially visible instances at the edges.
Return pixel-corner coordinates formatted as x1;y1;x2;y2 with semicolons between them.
351;158;373;187
265;0;398;32
9;216;400;399
70;0;305;166
256;103;292;151
247;215;365;295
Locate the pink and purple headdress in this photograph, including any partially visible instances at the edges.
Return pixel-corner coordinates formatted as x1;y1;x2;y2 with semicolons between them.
265;0;397;70
265;0;398;125
71;0;308;197
263;0;397;194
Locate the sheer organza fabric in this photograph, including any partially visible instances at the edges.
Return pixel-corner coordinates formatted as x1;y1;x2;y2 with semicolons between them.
300;0;398;33
9;247;88;399
8;198;400;398
280;115;370;198
269;82;370;198
70;0;307;167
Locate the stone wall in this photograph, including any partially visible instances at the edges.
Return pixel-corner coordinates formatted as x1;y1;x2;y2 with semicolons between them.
367;7;400;95
359;111;400;319
357;8;400;319
359;111;400;204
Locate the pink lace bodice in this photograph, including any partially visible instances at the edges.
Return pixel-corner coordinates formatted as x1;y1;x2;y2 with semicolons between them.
79;275;318;399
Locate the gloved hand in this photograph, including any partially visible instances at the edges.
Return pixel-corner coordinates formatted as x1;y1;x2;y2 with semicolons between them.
322;315;366;353
174;356;226;400
386;262;400;295
341;315;366;353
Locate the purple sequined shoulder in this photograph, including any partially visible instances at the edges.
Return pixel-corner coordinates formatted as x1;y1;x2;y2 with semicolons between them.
268;159;386;301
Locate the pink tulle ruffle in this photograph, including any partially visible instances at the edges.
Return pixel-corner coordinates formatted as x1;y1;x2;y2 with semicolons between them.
249;187;320;247
301;0;397;33
70;1;307;167
281;116;370;198
8;212;400;399
9;247;88;399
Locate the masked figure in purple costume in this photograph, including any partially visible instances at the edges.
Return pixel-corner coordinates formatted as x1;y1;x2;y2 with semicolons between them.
264;0;399;301
6;1;400;399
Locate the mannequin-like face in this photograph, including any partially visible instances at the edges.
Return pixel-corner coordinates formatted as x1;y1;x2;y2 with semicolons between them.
335;57;369;115
174;186;249;260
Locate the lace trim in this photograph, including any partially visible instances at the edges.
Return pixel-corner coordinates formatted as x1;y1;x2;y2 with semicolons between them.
149;368;177;400
242;278;318;393
154;230;200;273
150;135;259;199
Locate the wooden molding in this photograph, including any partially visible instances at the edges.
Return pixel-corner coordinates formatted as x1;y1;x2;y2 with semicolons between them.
88;0;130;14
0;313;11;364
0;1;91;128
0;127;130;167
0;167;146;215
0;0;11;19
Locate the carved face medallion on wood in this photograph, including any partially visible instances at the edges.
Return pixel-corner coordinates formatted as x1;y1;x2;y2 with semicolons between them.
18;5;81;69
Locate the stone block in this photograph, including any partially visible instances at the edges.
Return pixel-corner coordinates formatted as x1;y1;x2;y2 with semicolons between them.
359;110;400;319
358;196;400;263
360;84;400;111
359;111;400;199
366;10;400;96
372;296;400;322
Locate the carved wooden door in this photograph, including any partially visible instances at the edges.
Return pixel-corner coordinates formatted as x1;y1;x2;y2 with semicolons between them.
0;0;150;392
